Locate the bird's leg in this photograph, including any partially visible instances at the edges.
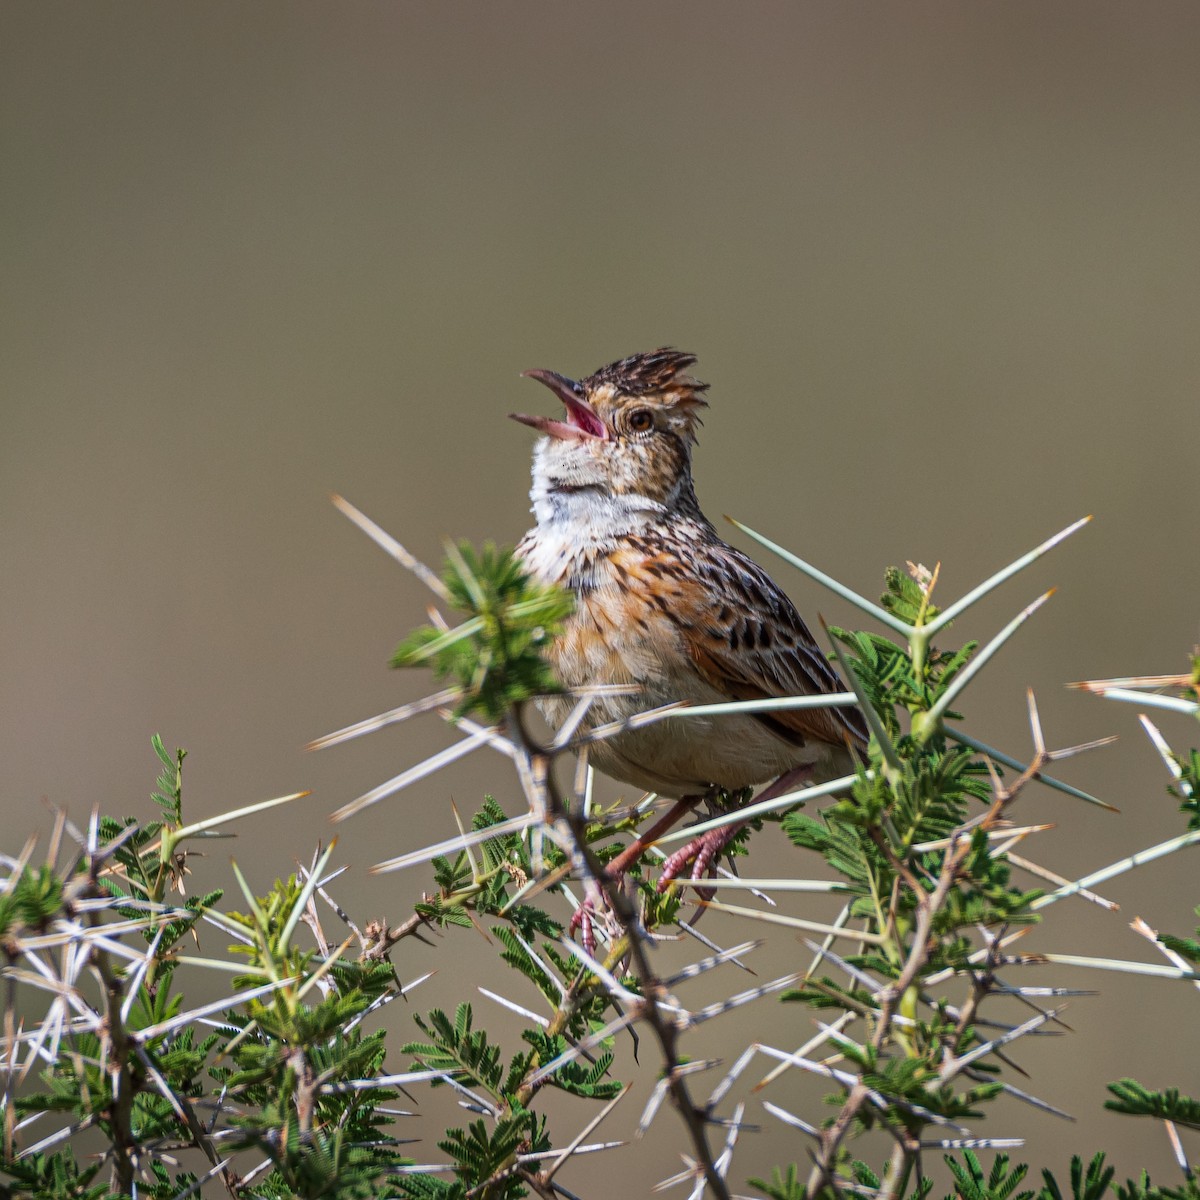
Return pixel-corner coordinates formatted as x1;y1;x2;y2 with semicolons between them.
656;764;817;899
569;794;705;949
604;794;705;878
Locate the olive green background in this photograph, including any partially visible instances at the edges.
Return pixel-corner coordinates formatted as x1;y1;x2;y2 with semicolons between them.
4;3;1200;1191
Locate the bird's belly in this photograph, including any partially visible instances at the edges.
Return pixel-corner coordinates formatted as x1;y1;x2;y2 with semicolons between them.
538;595;827;798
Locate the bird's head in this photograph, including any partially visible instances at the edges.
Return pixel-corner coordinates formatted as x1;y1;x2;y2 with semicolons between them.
510;349;709;510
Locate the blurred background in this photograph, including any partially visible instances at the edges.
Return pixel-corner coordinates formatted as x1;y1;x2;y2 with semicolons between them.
4;2;1200;1190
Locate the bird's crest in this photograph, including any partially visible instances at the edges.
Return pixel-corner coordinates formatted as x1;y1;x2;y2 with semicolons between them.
583;348;709;424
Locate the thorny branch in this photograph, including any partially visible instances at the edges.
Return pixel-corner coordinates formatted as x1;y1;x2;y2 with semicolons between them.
507;700;735;1200
11;515;1181;1195
805;705;1078;1200
330;520;1139;1198
85;832;234;1196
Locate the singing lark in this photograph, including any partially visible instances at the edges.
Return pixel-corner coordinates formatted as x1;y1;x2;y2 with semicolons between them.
511;349;867;884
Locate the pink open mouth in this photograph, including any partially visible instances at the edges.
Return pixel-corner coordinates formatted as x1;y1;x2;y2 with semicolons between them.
510;369;608;441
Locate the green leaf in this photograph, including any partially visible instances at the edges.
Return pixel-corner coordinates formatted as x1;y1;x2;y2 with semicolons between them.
391;542;573;722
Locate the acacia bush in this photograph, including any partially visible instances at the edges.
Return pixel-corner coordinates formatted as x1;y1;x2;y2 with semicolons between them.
1;500;1197;1200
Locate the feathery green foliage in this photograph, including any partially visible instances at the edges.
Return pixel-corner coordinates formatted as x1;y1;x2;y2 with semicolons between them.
391;541;573;721
5;525;1200;1199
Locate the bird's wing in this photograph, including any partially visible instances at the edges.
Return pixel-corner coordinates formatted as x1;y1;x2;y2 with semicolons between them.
615;534;869;754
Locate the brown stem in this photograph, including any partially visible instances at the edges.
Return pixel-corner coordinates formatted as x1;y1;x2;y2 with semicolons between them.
879;1134;917;1200
360;910;437;961
804;741;1056;1197
602;796;702;878
89;915;138;1193
510;704;733;1200
807;829;972;1198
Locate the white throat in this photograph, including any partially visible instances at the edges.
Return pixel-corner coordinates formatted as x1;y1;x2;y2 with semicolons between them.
523;442;666;592
529;473;664;540
527;437;666;542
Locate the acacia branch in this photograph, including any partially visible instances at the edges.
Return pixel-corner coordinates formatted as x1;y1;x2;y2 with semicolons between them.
509;703;734;1200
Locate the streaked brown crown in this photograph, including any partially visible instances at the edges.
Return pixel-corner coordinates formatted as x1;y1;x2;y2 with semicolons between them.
582;348;709;440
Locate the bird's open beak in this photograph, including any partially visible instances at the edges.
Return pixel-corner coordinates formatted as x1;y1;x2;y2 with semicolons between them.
509;369;608;441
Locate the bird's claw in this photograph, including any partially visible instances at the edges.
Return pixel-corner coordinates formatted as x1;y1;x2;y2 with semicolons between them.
568;878;619;956
568;901;596;955
656;825;741;902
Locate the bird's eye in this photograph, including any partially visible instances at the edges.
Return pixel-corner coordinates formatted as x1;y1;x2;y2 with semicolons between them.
627;409;654;433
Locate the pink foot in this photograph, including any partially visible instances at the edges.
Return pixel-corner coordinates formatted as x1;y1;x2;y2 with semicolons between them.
569;901;596;956
568;878;610;955
656;822;744;900
657;764;818;899
567;765;817;940
568;796;703;948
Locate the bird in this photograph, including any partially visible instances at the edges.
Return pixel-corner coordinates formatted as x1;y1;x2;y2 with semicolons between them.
510;348;868;895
